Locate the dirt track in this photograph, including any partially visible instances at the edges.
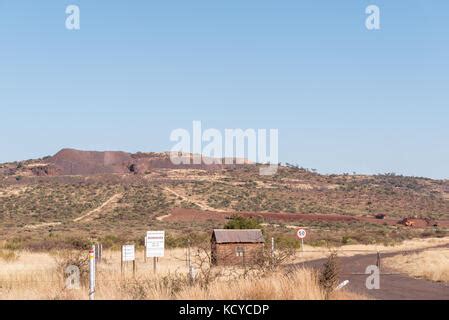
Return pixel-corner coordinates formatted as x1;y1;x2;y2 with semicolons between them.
73;193;122;222
163;208;449;228
298;245;449;300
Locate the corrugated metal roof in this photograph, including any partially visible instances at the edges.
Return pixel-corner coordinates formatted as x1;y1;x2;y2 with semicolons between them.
212;229;264;244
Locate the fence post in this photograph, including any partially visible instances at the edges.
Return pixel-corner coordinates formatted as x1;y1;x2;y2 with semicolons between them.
120;246;124;277
133;260;136;278
89;245;96;300
93;243;103;263
188;240;191;268
377;251;381;273
153;257;157;274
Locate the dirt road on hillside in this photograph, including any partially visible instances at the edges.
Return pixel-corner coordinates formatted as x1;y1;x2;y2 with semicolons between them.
163;187;224;212
73;193;122;222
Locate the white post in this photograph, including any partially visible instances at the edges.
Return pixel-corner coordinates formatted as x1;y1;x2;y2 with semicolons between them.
188;239;193;282
271;237;275;258
89;245;96;300
188;239;191;269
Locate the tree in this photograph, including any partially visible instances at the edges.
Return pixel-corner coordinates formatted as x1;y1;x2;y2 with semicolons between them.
224;215;261;229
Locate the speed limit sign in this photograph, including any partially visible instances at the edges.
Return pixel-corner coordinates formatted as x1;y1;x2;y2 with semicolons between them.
296;228;307;239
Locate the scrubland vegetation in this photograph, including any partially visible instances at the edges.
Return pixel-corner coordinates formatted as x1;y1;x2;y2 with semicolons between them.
0;248;365;300
1;166;448;251
384;248;449;283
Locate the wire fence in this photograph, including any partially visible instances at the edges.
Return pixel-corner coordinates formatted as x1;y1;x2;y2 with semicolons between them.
1;246;448;286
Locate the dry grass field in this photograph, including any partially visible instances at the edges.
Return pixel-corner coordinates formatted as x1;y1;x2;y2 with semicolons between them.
0;248;366;300
293;237;449;263
4;237;449;300
384;248;449;283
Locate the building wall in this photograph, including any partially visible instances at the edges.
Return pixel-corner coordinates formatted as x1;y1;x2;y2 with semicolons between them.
212;242;264;266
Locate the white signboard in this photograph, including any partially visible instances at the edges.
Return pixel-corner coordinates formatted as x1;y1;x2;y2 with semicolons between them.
296;228;307;239
146;231;165;258
122;244;135;262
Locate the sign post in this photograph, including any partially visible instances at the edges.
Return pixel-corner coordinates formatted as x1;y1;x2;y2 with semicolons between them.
144;237;147;263
121;244;136;277
88;245;95;300
296;228;307;252
145;231;165;274
95;243;102;263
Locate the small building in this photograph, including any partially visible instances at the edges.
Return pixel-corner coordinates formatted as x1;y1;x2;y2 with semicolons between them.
211;229;264;266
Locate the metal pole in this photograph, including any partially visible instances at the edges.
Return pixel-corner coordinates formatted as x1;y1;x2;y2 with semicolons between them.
121;246;123;277
144;235;147;263
301;238;304;252
377;251;381;273
89;245;95;300
188;239;193;281
242;249;247;273
188;239;191;270
133;260;136;278
153;257;156;274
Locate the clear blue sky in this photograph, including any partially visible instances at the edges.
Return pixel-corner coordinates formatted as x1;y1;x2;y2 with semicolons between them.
1;1;448;179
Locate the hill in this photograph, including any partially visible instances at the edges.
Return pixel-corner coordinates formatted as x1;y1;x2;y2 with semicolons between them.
1;149;448;250
0;148;244;177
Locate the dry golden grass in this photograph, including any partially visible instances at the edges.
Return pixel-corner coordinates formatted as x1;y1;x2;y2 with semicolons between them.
2;238;448;299
174;268;365;300
293;237;449;263
0;248;366;300
384;248;449;283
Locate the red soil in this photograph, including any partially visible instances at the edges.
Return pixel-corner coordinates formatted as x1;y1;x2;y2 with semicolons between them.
163;208;449;228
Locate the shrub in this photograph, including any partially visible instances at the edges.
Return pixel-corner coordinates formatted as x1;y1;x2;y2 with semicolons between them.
224;215;262;230
3;238;23;251
319;252;340;299
0;249;20;262
274;234;301;249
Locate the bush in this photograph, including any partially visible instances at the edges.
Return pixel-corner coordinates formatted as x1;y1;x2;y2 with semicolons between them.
224;215;262;230
3;238;23;251
100;235;123;249
319;252;340;299
0;249;20;262
274;234;301;249
341;236;357;245
165;232;210;249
